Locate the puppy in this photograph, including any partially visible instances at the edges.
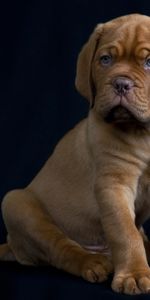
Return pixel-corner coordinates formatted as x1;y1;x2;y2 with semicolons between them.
1;14;150;295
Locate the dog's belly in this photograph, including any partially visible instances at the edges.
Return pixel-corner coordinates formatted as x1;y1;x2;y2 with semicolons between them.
45;188;108;248
60;217;110;255
58;215;107;248
83;244;111;255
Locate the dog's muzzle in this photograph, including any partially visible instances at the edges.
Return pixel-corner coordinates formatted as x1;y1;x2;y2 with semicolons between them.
104;77;138;124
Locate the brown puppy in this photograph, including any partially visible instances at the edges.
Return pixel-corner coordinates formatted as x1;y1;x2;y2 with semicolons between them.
1;14;150;295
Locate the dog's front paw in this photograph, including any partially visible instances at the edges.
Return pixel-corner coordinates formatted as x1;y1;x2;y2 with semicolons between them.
81;253;113;283
112;268;150;295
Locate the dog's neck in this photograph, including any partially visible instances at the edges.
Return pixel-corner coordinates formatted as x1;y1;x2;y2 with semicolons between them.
89;109;150;149
111;120;150;136
92;107;150;136
88;110;150;168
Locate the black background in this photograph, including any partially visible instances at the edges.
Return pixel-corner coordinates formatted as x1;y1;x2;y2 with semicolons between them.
1;0;150;243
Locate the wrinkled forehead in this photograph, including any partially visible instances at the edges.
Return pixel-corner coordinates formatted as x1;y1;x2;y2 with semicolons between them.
98;19;150;57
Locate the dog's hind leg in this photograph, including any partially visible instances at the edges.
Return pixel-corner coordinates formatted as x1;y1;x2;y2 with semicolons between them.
1;188;113;280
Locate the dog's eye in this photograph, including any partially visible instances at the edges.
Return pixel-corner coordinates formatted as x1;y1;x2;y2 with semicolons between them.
100;55;112;66
144;58;150;69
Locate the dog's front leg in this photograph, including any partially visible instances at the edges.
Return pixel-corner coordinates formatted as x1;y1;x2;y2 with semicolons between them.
94;177;150;295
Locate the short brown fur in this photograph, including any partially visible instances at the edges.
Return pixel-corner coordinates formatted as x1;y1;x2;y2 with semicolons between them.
1;14;150;295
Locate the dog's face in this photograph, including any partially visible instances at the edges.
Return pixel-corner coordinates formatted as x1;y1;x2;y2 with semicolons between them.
76;14;150;126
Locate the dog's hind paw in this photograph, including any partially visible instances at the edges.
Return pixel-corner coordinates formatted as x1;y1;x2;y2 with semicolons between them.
81;253;113;283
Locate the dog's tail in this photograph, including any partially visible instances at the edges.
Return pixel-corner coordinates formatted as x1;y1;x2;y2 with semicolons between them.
0;243;16;261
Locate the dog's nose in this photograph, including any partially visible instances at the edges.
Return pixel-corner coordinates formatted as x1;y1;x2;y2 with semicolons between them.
113;77;134;95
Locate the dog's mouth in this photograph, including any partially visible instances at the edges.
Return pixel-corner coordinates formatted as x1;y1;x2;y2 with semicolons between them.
104;105;150;130
104;105;135;124
103;105;150;131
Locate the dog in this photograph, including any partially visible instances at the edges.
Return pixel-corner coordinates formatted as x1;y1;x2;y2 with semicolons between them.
1;13;150;295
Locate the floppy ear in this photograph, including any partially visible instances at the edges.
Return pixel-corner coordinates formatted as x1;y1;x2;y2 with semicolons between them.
75;24;104;106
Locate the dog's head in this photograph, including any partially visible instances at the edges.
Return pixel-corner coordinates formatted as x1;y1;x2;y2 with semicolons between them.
75;14;150;126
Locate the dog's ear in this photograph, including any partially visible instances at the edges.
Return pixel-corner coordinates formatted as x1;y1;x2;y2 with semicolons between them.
75;24;104;106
